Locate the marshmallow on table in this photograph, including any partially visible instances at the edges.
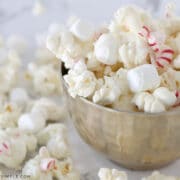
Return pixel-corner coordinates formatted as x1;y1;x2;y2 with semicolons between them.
70;18;95;42
0;128;37;169
153;87;177;107
127;64;161;93
98;168;128;180
94;34;119;65
37;124;70;159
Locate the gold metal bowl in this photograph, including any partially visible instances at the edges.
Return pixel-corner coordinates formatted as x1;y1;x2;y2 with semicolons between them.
61;63;180;170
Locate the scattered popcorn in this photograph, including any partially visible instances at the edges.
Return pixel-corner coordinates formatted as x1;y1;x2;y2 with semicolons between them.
37;124;70;159
0;102;21;128
132;92;166;113
0;128;37;169
127;64;161;93
69;18;95;42
32;1;46;16
64;61;97;98
22;147;79;180
98;168;128;180
142;171;179;180
94;34;119;65
31;97;66;121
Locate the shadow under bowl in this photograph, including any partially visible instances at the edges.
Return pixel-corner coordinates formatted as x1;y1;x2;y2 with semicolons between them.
60;63;180;170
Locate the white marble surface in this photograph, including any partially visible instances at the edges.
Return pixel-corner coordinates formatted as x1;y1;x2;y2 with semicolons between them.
0;0;180;179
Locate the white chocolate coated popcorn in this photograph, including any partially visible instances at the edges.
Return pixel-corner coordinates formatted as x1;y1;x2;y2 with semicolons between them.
0;128;37;169
64;61;96;98
132;92;166;113
142;171;179;180
37;124;70;159
127;64;161;93
98;168;128;180
94;34;119;65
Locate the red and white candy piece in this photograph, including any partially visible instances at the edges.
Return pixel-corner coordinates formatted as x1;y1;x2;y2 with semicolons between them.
0;142;10;155
40;158;56;172
173;90;180;107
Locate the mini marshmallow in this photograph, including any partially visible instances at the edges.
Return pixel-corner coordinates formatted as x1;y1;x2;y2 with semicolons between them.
94;34;119;65
10;87;30;108
0;128;37;169
132;92;166;113
70;19;95;41
127;64;161;93
153;87;177;107
142;171;178;180
18;112;46;133
37;124;70;159
98;168;128;180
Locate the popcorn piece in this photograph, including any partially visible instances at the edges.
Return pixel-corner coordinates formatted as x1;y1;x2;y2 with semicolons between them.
37;124;70;159
127;64;161;93
93;69;129;105
31;98;66;121
98;168;128;180
173;54;180;69
27;63;62;96
22;147;79;180
153;87;177;107
0;128;37;169
142;171;179;180
119;36;149;68
94;34;119;65
0;102;21;128
32;1;46;16
70;18;95;41
64;61;96;98
132;92;166;113
10;87;30;109
18;112;46;134
6;35;27;55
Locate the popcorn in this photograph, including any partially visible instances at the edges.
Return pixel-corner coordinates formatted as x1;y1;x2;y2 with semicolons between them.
142;171;179;180
153;87;177;107
132;92;166;113
69;18;95;41
173;54;180;69
37;124;70;159
10;87;30;109
32;1;46;16
0;128;37;169
18;112;46;133
98;168;128;180
27;63;62;96
0;102;21;128
31;98;66;121
119;35;149;68
94;34;119;65
22;147;79;180
6;35;27;55
127;64;161;93
64;61;96;98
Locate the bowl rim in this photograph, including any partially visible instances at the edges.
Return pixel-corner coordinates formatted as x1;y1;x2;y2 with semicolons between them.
60;64;180;117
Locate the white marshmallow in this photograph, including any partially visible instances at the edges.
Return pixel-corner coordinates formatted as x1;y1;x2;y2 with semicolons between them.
70;19;95;41
98;168;128;180
94;34;119;65
153;87;177;107
127;64;161;93
18;113;46;133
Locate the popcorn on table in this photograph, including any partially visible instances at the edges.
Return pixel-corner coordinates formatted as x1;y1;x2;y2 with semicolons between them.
0;128;37;169
22;147;80;180
46;5;180;113
37;124;70;159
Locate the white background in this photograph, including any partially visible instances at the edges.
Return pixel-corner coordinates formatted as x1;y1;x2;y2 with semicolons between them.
0;0;180;179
